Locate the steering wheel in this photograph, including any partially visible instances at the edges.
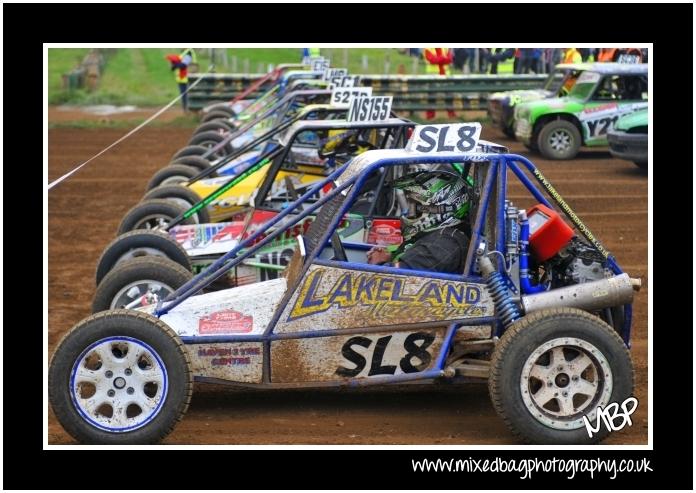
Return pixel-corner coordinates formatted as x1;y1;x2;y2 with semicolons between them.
331;231;348;261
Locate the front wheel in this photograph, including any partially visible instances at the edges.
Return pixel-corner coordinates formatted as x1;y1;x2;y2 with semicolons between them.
117;199;195;235
146;164;198;191
142;185;210;224
201;110;235;123
488;307;634;444
170;155;214;174
96;230;192;285
188;131;233;157
537;120;581;160
48;310;193;444
92;257;193;312
204;103;235;116
193;121;233;135
170;145;212;162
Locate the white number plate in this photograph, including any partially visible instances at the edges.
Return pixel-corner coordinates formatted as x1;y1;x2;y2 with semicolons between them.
331;87;372;108
323;67;348;80
311;58;330;72
406;123;482;153
329;75;360;90
346;95;392;122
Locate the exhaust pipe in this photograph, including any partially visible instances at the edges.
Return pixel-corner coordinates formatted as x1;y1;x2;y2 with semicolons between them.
521;273;640;314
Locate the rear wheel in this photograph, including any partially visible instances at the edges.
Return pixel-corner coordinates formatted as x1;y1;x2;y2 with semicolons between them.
489;308;634;444
146;164;198;191
117;199;195;235
48;310;192;444
92;257;193;312
142;185;210;224
96;230;191;285
537;120;581;160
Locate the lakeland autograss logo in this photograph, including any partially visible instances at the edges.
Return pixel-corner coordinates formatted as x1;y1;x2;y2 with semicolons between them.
288;268;486;321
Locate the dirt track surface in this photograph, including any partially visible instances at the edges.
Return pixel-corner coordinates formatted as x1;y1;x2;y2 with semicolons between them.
48;124;648;445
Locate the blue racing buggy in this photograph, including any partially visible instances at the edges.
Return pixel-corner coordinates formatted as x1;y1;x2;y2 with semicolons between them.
48;124;640;445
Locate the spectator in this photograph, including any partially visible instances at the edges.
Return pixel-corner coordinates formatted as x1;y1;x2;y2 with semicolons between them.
563;47;582;64
487;48;512;74
543;48;562;73
301;47;321;60
478;48;491;73
513;48;522;74
422;48;456;119
165;48;197;112
453;48;475;74
578;48;592;62
518;48;542;74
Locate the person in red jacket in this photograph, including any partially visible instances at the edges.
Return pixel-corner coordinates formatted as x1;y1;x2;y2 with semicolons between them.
422;48;457;120
165;48;197;112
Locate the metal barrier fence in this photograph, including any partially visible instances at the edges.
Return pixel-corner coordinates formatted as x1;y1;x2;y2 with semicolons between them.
188;73;548;112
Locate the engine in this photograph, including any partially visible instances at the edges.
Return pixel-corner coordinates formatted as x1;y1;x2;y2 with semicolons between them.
547;236;613;286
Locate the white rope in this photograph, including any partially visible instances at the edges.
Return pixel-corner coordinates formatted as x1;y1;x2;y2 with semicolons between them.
47;77;204;191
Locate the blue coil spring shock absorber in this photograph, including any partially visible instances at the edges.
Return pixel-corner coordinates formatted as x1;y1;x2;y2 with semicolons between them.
479;254;521;328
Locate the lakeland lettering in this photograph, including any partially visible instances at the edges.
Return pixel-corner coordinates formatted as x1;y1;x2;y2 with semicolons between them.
288;269;484;321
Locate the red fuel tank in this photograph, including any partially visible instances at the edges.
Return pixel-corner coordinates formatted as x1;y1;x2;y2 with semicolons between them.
527;204;574;262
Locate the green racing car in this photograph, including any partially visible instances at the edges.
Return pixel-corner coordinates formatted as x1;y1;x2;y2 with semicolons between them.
513;63;648;160
487;63;585;137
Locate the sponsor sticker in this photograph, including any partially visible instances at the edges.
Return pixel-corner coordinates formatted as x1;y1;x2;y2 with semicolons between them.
199;309;254;335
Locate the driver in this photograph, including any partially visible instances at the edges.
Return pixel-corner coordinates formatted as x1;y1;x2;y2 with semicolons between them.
367;170;472;274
